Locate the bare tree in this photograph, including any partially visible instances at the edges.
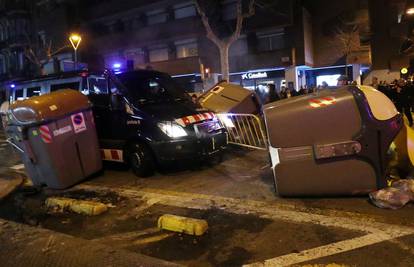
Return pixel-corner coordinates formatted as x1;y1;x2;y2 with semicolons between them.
24;34;69;75
334;24;360;77
195;0;255;82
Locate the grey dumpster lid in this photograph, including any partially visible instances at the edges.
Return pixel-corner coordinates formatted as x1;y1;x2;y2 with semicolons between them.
9;89;91;125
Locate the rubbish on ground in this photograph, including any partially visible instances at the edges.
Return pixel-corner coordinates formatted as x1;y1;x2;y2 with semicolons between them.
369;179;414;209
46;197;108;215
157;214;208;236
42;235;55;253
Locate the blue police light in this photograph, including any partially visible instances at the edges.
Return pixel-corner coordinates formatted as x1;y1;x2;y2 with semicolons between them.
10;84;15;88
113;63;121;69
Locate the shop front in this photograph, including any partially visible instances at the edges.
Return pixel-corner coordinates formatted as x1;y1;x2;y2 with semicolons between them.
229;69;285;93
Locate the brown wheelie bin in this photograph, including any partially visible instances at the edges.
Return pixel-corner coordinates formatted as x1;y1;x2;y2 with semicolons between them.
6;89;102;189
199;82;261;114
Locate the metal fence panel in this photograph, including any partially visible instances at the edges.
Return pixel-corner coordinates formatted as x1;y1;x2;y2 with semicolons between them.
217;113;268;150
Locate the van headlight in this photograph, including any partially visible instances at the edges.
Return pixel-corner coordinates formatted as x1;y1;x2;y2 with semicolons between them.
158;122;188;138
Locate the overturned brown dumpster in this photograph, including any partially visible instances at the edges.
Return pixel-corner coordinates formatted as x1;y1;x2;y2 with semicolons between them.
263;85;403;196
198;82;261;114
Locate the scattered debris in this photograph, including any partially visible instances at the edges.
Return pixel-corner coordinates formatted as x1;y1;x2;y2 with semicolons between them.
45;197;108;215
158;214;208;236
42;235;55;253
369;179;414;209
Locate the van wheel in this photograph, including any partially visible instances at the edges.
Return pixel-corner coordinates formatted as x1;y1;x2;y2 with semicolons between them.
127;143;155;177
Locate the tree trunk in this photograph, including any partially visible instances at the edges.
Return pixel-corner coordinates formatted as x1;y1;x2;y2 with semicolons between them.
344;54;349;78
219;44;230;82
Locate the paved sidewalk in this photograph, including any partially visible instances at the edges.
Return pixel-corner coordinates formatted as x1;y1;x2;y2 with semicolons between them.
0;174;23;200
0;218;181;267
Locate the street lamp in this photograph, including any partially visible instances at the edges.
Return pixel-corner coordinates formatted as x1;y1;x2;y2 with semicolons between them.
69;33;82;70
406;0;414;15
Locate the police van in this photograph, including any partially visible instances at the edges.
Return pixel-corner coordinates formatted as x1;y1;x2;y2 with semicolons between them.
7;70;228;176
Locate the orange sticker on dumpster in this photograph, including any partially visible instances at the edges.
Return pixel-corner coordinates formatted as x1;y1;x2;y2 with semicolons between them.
71;112;87;133
309;97;336;108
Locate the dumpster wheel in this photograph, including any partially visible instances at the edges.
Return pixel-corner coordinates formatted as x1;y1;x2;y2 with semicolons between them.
127;142;155;177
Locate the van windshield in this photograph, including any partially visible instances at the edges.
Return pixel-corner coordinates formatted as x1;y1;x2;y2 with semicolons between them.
116;72;190;104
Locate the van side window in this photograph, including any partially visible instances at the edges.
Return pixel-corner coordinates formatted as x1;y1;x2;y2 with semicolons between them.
148;79;165;96
88;77;108;95
27;87;41;98
109;79;121;95
50;82;80;92
15;89;24;101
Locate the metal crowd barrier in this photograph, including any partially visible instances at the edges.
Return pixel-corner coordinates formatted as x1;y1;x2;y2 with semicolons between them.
217;113;268;150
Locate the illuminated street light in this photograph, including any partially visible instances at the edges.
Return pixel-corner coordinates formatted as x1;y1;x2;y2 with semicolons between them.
69;34;82;70
401;67;408;74
407;7;414;15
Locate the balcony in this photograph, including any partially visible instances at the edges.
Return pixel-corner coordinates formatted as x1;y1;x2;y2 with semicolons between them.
229;48;293;72
140;56;200;75
91;16;203;53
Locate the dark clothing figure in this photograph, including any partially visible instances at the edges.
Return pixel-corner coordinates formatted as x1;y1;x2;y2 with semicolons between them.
395;84;413;126
255;88;268;104
268;84;280;103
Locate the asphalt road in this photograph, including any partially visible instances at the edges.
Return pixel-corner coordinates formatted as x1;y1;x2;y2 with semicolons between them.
0;130;413;267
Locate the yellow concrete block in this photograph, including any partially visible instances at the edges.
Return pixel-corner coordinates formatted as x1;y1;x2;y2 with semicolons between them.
45;197;75;210
45;197;108;216
70;200;108;216
157;214;208;236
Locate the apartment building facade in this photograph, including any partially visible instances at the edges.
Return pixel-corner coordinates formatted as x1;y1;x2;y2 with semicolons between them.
81;0;310;92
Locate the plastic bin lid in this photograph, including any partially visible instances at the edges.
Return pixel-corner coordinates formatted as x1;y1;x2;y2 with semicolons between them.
9;89;91;125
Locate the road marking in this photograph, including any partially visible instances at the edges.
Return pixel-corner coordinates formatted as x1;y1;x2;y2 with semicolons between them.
74;184;414;266
10;164;25;170
133;232;174;245
244;233;403;267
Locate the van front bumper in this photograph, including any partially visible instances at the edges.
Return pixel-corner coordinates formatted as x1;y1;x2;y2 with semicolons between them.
151;131;228;163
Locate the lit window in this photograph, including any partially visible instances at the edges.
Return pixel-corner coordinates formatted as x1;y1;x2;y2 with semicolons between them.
149;47;169;62
146;9;168;25
174;2;196;19
175;39;198;58
257;30;285;52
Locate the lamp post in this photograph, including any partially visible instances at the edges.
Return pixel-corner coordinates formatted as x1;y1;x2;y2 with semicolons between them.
69;34;82;70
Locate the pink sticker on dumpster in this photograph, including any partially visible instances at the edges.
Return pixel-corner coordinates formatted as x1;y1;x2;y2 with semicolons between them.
71;112;87;133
